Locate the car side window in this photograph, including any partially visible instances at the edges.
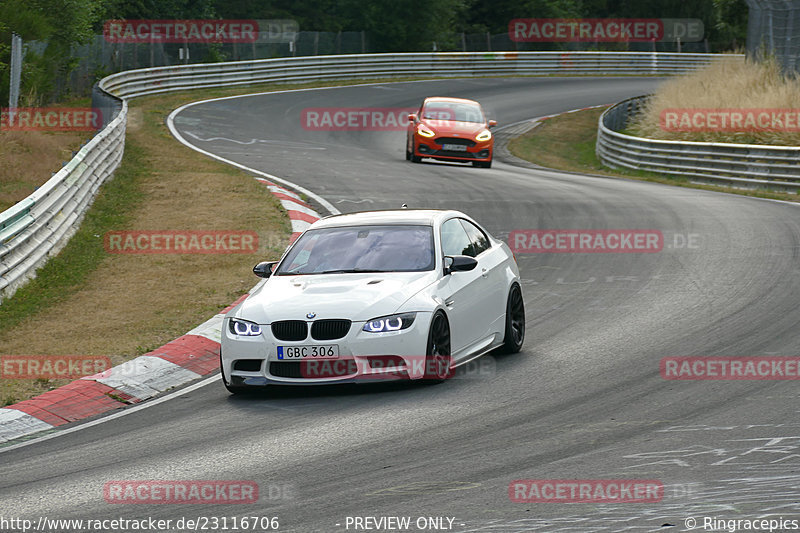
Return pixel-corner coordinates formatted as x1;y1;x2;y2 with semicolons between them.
460;219;491;256
441;219;475;257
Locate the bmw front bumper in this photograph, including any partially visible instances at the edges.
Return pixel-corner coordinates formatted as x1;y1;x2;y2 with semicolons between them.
221;312;434;386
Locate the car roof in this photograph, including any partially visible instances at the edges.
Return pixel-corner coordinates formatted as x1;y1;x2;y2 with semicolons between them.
422;96;481;106
311;209;470;229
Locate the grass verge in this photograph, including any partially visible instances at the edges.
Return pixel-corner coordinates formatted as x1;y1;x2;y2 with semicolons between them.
507;107;800;203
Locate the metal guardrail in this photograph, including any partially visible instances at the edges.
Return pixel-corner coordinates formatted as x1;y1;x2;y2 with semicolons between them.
0;51;726;302
0;101;127;300
596;94;800;193
100;51;722;98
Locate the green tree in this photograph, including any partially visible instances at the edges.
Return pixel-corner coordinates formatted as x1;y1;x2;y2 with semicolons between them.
211;0;294;21
713;0;748;49
0;0;105;104
101;0;216;20
344;0;469;51
581;0;747;49
461;0;582;33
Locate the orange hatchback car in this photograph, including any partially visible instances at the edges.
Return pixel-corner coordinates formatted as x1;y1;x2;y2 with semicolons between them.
406;97;497;168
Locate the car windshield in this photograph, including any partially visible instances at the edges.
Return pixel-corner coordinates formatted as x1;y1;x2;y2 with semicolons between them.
275;225;435;275
422;101;484;123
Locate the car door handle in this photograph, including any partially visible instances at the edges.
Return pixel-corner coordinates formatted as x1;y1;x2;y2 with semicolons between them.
481;268;488;278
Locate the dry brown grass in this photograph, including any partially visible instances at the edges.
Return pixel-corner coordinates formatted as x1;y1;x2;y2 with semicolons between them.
1;93;290;406
0;130;89;212
630;55;800;145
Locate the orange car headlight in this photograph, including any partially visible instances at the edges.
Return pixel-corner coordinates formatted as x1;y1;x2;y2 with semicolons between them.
476;130;492;142
417;124;436;138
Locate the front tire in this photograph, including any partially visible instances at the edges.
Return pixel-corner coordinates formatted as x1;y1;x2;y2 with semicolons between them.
410;141;422;163
220;352;248;394
424;311;453;382
501;283;525;353
472;159;492;168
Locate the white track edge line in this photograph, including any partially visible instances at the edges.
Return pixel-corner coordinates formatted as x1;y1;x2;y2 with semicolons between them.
167;107;339;216
0;375;218;453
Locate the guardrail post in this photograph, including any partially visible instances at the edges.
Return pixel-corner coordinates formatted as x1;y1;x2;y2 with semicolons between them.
9;33;22;108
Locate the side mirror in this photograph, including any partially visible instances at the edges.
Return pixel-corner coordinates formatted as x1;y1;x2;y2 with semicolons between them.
488;119;497;128
444;255;478;275
253;261;278;278
408;113;417;123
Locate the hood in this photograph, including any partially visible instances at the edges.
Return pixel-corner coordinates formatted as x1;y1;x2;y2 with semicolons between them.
422;119;487;138
235;271;437;324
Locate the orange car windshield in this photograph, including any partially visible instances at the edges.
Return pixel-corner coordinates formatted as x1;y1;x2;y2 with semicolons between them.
422;102;484;123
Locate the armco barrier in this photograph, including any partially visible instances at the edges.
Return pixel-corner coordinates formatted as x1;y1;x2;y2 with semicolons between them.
596;94;800;192
99;52;723;99
0;51;729;303
0;100;127;301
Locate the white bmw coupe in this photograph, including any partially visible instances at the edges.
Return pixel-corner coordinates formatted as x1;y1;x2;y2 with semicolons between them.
220;209;524;392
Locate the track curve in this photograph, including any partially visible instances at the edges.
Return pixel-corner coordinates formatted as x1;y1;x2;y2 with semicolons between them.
3;77;800;532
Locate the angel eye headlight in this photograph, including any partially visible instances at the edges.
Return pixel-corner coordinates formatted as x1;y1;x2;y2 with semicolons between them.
363;313;417;333
417;125;436;138
229;318;262;336
476;130;492;141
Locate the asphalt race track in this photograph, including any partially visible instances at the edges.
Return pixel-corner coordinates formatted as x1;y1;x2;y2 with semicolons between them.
3;77;800;532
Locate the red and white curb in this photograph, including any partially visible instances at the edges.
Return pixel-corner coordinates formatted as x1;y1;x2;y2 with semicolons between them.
0;179;322;444
255;178;320;242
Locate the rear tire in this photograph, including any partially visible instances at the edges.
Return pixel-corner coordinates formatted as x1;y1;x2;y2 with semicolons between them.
424;311;453;382
501;284;525;353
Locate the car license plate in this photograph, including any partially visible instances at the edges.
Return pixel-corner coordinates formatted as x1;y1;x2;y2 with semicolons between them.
442;143;467;151
277;345;339;359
